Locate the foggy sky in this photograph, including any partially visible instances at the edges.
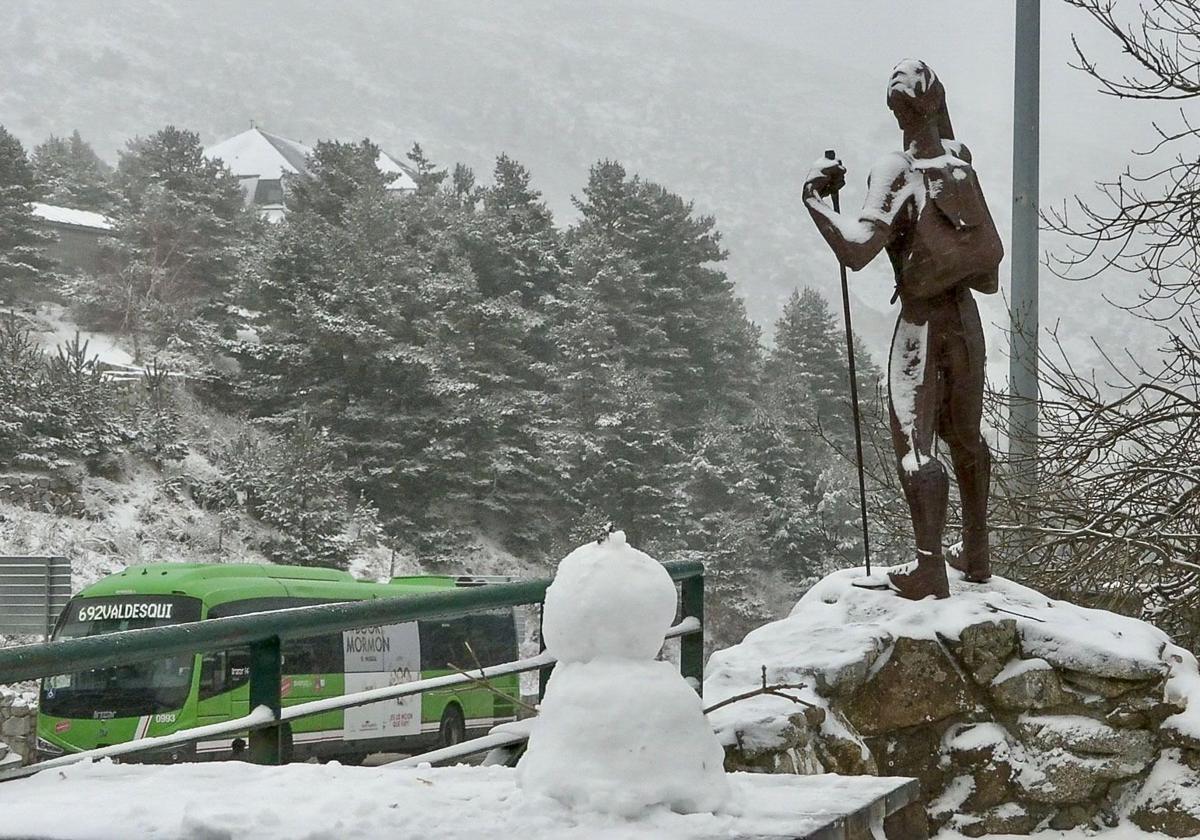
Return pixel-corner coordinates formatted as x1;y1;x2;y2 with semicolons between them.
3;1;1184;373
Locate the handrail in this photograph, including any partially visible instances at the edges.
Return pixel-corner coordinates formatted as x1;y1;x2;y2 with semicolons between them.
0;560;705;773
0;617;703;783
0;706;277;782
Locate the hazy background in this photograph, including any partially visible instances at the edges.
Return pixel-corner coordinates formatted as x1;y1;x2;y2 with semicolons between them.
0;0;1177;374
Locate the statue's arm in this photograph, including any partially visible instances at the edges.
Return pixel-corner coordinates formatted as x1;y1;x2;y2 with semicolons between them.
803;154;909;272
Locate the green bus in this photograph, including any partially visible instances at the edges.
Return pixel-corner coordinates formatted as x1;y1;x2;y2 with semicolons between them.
35;563;521;765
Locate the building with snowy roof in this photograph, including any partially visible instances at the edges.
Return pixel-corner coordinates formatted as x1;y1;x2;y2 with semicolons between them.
204;126;417;222
30;202;115;275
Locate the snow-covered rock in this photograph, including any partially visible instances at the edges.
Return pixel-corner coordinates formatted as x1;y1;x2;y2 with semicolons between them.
704;563;1200;836
519;531;730;816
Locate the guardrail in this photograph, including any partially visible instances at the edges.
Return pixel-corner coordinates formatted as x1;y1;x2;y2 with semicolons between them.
0;560;704;778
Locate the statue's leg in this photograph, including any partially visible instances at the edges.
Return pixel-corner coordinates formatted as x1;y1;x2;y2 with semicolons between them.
941;291;992;582
887;312;950;600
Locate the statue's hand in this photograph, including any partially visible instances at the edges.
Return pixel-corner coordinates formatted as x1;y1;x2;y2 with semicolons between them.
804;157;847;199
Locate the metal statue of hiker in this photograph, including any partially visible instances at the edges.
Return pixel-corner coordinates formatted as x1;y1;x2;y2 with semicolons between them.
804;59;1003;600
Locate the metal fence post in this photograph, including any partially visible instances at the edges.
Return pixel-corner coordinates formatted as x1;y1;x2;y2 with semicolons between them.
43;557;52;640
537;604;553;701
680;572;704;696
248;635;282;764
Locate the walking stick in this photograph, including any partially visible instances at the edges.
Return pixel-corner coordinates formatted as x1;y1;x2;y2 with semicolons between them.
825;149;872;577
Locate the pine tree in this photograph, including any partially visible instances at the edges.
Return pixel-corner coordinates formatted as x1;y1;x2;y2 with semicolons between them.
406;143;447;196
237;139;443;545
571;160;760;429
285;139;388;225
133;360;186;466
0;318;126;472
0;126;53;304
766;288;851;448
763;286;889;584
31;131;118;212
257;414;349;569
469;154;562;304
82;126;250;351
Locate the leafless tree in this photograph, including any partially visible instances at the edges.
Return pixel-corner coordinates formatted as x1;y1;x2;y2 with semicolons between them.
996;0;1200;647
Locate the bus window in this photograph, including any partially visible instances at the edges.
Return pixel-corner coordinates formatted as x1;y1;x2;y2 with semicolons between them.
282;634;342;675
208;598;345;676
198;648;251;700
40;595;202;719
419;610;517;671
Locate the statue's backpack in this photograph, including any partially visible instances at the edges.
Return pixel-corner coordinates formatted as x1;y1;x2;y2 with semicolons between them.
901;145;1003;300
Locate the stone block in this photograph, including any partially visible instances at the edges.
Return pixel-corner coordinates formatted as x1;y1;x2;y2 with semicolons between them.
1018;714;1155;768
991;659;1071;711
843;638;977;736
1129;750;1200;838
949;620;1017;685
1;716;31;737
810;633;890;700
958;803;1046;837
1061;669;1164;699
867;723;952;804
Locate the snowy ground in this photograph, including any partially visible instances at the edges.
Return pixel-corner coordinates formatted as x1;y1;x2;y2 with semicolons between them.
934;830;1173;839
0;760;913;839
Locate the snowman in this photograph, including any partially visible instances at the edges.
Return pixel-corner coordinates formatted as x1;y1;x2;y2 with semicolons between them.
517;530;731;817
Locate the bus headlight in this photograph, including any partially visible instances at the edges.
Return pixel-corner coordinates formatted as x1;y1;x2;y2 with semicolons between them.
35;736;65;758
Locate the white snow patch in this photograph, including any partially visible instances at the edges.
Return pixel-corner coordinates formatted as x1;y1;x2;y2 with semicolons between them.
943;721;1011;754
31;303;135;368
0;761;915;839
889;315;928;467
1163;642;1200;741
929;773;975;815
30;202;113;231
992;657;1053;685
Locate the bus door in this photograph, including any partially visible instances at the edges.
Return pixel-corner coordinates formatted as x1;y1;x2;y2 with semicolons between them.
196;648;251;725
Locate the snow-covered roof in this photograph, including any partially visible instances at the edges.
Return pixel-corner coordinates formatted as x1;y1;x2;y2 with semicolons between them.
30;203;114;232
204;127;313;181
206;127;417;199
377;150;417;191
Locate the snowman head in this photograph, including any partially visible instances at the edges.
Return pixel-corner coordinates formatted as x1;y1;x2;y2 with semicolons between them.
541;530;678;663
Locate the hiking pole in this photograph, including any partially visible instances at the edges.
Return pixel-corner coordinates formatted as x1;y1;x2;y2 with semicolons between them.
825;149;872;577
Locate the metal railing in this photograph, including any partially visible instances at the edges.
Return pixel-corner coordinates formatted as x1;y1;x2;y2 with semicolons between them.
0;560;704;779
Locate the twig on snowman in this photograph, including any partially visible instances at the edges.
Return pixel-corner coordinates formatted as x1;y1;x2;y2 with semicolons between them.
702;665;816;715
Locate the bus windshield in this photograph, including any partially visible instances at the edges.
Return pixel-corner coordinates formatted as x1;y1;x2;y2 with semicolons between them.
40;595;202;719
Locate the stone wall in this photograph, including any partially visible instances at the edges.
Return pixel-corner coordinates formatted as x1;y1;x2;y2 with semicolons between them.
0;472;86;517
0;687;37;766
706;568;1200;838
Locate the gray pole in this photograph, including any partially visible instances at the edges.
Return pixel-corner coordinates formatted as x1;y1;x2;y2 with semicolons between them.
1010;0;1040;488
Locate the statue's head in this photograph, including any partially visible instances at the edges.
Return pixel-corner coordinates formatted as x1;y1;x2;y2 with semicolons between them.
886;59;954;141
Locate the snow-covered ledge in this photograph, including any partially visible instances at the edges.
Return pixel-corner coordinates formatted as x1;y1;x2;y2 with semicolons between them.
704;565;1200;837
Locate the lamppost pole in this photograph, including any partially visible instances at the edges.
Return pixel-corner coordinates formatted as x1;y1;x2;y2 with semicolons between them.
1010;0;1041;496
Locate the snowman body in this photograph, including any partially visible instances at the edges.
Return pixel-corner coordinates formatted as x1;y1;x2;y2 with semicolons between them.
517;531;730;817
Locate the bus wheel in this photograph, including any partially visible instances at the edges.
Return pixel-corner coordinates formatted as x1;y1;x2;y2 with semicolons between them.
438;704;465;749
